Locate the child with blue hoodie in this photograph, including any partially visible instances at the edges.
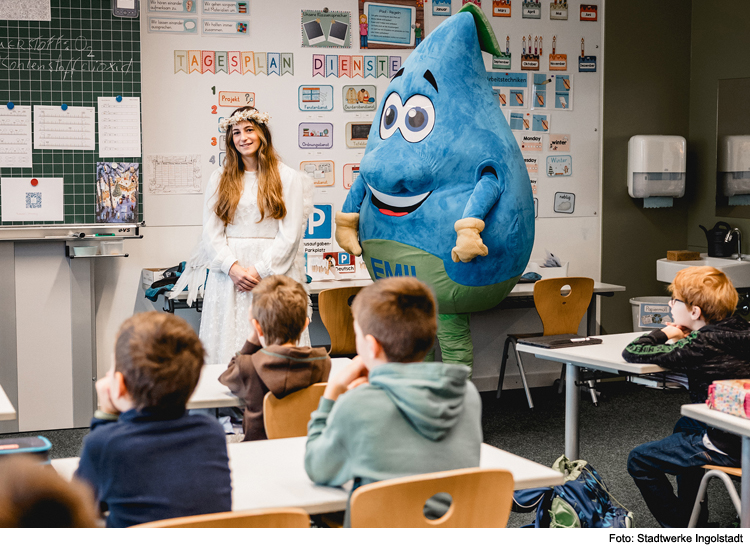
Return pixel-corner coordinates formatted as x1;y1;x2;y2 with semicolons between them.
304;277;482;526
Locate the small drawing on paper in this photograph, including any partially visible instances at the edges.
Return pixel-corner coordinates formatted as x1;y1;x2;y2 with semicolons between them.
26;192;42;209
147;155;203;195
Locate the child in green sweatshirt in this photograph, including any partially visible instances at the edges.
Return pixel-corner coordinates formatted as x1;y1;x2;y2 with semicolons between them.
304;277;482;526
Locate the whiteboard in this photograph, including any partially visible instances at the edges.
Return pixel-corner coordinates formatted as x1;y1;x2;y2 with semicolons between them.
140;0;603;278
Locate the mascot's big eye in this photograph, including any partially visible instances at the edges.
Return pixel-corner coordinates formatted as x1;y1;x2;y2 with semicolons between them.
400;95;435;143
379;92;403;139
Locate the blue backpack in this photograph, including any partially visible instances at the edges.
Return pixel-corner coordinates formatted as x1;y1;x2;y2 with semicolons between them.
513;455;634;528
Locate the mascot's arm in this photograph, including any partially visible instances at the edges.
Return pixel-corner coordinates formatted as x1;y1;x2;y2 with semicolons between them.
451;170;504;263
335;174;367;256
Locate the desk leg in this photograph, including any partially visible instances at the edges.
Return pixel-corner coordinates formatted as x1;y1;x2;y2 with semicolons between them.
565;363;580;460
742;436;749;528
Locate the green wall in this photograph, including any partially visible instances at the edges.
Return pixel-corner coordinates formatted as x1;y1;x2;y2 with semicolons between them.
686;1;750;248
600;1;693;333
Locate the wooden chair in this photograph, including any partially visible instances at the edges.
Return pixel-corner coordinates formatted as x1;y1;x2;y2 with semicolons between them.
318;286;363;356
132;507;310;528
688;465;742;527
349;468;514;528
263;383;327;439
496;277;595;409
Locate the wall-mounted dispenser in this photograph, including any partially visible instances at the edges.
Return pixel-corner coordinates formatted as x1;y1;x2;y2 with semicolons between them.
719;135;750;206
627;135;686;208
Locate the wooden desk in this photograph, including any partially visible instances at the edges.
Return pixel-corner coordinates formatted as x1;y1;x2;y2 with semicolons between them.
0;383;16;421
681;404;750;528
516;332;665;460
51;436;564;514
187;358;352;410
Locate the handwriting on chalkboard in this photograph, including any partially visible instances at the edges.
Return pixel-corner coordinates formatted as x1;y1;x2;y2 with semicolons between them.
0;35;134;80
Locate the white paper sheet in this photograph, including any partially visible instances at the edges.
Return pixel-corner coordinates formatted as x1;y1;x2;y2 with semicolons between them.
1;178;64;222
98;97;141;157
0;105;32;168
33;105;95;150
146;154;202;194
0;0;51;21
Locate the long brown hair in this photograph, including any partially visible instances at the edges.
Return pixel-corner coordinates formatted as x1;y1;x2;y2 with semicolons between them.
215;106;286;225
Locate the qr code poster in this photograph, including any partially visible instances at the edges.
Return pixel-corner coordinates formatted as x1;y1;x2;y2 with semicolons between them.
0;177;63;222
96;162;139;223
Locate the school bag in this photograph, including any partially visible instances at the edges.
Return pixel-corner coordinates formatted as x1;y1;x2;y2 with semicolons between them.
512;455;634;528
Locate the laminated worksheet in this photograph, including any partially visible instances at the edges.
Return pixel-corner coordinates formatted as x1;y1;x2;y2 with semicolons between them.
33;105;95;150
0;177;64;222
98;97;141;157
0;105;32;168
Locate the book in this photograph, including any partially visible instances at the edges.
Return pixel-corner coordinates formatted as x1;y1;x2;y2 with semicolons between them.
517;334;603;349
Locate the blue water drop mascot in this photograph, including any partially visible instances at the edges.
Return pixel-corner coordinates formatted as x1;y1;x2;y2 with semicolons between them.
336;4;534;370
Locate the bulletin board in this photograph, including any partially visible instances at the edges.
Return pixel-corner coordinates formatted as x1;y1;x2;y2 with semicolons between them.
141;0;603;278
0;0;142;227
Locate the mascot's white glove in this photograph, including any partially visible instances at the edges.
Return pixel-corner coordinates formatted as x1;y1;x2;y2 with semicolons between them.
335;211;362;256
451;217;488;263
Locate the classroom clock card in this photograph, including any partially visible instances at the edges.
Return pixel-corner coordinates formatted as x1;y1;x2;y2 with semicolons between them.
299;85;334;111
0;105;32;168
360;1;422;49
96;162;139;223
1;178;63;222
33;105;95;150
299;123;333;149
98;97;141;157
343;85;376;111
300;160;335;187
301;10;351;48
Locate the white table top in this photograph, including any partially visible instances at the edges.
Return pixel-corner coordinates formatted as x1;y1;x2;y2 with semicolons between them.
515;331;666;375
0;384;16;421
506;281;626;297
682;404;750;438
187;358;352;410
51;436;563;514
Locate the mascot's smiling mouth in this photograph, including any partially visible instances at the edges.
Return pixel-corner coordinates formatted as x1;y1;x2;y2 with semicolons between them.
368;185;432;217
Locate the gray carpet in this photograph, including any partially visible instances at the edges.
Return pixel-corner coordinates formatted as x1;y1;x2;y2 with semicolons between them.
0;381;741;528
481;380;741;528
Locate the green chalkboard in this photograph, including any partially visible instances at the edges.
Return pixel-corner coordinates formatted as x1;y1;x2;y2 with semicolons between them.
0;0;141;226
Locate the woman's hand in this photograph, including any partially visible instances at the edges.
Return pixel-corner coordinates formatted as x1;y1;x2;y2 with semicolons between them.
229;263;260;292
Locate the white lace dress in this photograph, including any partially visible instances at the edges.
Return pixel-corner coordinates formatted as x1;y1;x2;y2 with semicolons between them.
199;163;313;364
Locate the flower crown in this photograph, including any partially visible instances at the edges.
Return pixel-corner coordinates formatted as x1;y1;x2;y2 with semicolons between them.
219;109;271;132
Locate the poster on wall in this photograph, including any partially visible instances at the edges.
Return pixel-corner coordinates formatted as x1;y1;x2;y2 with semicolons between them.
359;0;424;50
301;10;351;48
0;177;63;222
300;160;335;187
96;162;139;223
299;85;334;111
148;0;197;13
343;85;377;111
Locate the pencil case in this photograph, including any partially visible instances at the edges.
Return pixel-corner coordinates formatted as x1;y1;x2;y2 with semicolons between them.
707;379;750;419
0;436;52;462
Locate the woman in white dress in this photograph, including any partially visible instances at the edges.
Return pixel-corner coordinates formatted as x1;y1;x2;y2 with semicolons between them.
200;106;313;364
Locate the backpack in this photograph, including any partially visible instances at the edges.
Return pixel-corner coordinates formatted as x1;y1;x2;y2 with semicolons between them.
513;455;634;528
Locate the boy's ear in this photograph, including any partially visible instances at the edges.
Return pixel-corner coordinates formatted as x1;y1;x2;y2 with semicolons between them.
302;317;310;333
113;371;128;399
690;305;703;322
365;334;385;361
251;318;264;338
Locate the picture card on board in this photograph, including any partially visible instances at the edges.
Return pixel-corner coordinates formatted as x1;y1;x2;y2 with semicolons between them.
298;123;333;149
96;162;139;223
1;177;63;222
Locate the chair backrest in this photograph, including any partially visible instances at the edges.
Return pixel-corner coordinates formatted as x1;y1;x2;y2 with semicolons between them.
263;383;327;439
533;277;595;336
132;508;310;528
349;468;514;528
318;286;363;355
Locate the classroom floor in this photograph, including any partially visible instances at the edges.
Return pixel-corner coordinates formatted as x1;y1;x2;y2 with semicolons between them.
0;381;741;528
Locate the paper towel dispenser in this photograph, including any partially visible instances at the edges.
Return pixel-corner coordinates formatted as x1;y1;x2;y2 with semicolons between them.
719;135;750;204
627;135;686;208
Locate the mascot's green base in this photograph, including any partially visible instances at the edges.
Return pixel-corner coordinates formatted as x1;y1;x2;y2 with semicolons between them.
362;239;520;314
361;239;520;370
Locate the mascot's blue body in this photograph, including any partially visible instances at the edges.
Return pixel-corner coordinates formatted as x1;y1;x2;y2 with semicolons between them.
336;5;534;366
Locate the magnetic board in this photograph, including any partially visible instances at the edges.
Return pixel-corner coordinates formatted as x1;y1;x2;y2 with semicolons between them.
0;0;142;227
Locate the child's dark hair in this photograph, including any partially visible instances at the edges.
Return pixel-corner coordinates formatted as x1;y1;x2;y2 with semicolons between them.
115;313;205;411
351;277;437;362
252;275;308;345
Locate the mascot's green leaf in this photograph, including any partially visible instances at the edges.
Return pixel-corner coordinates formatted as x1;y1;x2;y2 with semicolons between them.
457;2;501;57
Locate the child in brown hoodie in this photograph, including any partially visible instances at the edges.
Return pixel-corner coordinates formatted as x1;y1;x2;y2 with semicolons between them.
219;275;331;441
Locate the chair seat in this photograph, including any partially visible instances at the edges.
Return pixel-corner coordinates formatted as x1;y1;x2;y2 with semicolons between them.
703;464;742;478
